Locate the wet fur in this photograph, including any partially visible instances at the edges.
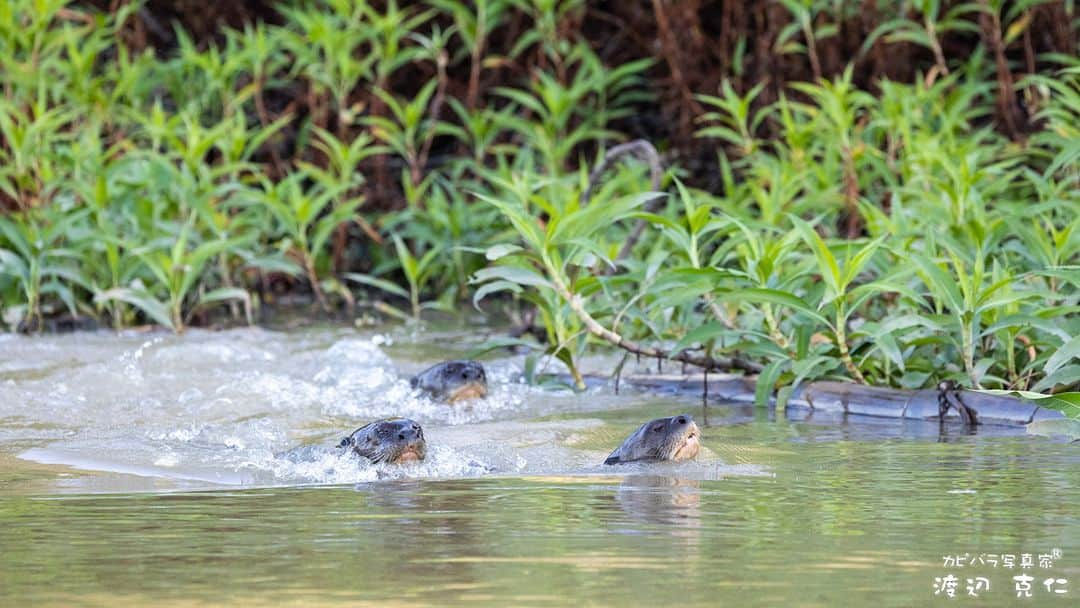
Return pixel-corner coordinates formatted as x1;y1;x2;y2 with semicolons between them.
340;418;426;464
410;360;488;402
604;415;700;465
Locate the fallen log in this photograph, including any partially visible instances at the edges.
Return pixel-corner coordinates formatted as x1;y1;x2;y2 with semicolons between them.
602;373;1066;427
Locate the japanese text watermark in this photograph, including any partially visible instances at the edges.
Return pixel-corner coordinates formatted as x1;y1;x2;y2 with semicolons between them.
933;549;1067;599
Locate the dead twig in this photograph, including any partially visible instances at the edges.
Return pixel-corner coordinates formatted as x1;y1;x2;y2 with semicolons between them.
550;271;763;374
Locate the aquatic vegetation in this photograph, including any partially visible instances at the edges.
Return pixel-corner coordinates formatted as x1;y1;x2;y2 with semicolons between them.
0;205;89;330
476;60;1078;405
0;0;1076;414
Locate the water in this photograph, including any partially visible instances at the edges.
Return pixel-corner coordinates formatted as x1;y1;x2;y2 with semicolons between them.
1;326;1077;606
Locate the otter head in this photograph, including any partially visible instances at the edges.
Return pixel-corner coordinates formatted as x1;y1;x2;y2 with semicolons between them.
410;360;488;403
339;418;426;464
603;414;700;465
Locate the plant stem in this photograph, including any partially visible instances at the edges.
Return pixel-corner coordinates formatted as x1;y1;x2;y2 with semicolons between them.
172;299;184;334
924;16;949;77
834;306;866;384
763;305;794;356
978;0;1023;139
548;270;762;374
962;317;981;388
704;294;736;330
415;47;448;192
803;21;822;81
1005;330;1018;387
304;252;329;312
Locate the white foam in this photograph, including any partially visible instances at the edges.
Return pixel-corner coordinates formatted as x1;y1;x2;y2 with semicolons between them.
4;326;712;491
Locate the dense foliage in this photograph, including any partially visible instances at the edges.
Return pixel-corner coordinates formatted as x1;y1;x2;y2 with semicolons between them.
0;1;1077;413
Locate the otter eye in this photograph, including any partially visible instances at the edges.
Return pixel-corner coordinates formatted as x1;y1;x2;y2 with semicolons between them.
652;425;664;433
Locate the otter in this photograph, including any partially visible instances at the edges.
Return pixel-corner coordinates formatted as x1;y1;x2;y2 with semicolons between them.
603;414;701;465
410;360;488;403
339;418;427;464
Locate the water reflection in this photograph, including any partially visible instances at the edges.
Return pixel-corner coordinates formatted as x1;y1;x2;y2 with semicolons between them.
2;327;1079;606
614;475;702;529
1;434;1078;607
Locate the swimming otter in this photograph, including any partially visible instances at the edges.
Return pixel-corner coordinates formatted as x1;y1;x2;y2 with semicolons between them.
339;418;426;464
604;414;701;465
410;360;488;403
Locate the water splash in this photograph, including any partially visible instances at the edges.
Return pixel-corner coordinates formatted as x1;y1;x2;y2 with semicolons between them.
3;327;634;490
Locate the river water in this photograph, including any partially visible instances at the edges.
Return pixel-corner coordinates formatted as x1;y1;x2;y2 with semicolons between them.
1;325;1076;606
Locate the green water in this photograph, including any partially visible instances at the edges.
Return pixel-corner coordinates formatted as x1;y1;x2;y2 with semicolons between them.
3;418;1077;607
1;328;1076;605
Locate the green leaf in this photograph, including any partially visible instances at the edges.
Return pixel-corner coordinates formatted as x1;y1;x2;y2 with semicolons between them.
790;355;837;389
716;288;831;326
95;287;174;330
1045;334;1080;376
392;234;418;285
240;254;303;277
791;216;841;296
1032;364;1080;393
344;273;410;300
910;253;965;313
982;314;1074;342
197;288;251;306
843;236;886;287
0;248;30;281
472;280;522;311
471;265;552;289
670;322;730;356
548;191;662;245
311;199;360;255
485;243;523;260
1037;266;1080;287
472;190;545;252
755;359;789;407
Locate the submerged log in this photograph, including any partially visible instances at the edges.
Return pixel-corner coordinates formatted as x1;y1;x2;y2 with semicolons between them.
607;373;1064;427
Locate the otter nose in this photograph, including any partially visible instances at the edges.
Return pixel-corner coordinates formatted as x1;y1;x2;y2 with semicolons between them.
460;364;484;381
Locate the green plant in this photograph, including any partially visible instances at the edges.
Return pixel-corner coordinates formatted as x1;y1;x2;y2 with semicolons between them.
0;99;73;210
494;43;650;174
861;0;982;76
428;0;516;109
95;214;250;332
366;80;440;191
0;207;88;330
775;0;846;80
280;0;375;132
247;169;361;311
696;80;767;156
